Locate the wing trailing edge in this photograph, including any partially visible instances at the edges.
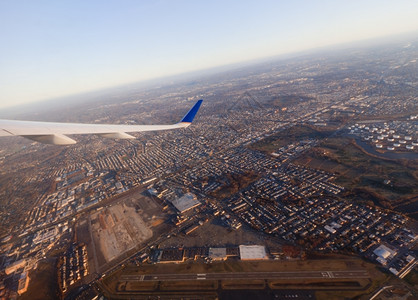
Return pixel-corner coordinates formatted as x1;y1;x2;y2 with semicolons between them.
22;134;77;145
0;100;202;145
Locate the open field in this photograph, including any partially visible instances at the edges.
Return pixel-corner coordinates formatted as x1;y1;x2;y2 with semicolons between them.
249;124;331;153
160;280;218;291
19;259;58;300
250;124;418;216
210;171;260;200
404;269;418;289
123;281;158;292
158;220;282;249
222;280;265;289
268;95;316;109
294;137;418;212
98;257;386;299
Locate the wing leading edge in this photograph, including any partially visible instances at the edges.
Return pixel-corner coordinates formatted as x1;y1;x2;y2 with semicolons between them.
0;100;203;145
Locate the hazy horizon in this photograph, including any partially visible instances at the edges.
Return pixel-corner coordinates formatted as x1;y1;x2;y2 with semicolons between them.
1;0;418;110
1;30;417;118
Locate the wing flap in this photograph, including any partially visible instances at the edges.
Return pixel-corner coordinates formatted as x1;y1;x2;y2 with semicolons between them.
0;129;14;136
98;132;136;139
22;134;77;145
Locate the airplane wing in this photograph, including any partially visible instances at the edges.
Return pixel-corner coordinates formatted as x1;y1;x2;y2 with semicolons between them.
0;100;202;145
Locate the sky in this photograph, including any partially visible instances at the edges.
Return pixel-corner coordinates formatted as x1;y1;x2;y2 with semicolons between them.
1;0;418;109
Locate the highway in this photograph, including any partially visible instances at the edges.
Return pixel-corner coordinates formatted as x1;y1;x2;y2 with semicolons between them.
119;270;369;282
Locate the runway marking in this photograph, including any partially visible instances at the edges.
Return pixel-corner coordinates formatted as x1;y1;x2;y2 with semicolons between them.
119;270;369;282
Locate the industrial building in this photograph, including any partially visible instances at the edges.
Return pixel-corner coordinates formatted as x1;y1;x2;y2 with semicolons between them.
17;272;30;295
239;245;268;260
209;248;227;261
5;259;28;275
374;244;397;265
170;193;201;213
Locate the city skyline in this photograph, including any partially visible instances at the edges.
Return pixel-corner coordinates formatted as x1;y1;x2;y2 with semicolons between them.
1;0;418;109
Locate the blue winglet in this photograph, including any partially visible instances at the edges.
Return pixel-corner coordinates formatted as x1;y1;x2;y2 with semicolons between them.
180;100;203;123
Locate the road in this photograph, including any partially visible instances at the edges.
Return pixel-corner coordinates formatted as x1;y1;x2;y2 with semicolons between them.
119;270;369;282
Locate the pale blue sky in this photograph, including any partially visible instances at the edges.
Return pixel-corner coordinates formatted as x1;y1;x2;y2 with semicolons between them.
1;0;418;109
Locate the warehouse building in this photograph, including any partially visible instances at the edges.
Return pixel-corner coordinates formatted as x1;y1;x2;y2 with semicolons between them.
209;247;227;261
171;193;201;213
239;245;268;260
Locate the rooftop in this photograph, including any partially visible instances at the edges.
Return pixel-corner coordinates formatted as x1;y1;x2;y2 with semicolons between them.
171;193;201;213
239;245;268;260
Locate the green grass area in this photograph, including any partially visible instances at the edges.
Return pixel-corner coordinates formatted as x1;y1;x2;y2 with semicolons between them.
99;258;387;299
119;258;366;275
248;120;418;217
294;136;418;211
403;269;418;288
222;280;265;289
249;122;417;215
249;124;332;153
315;267;388;300
268;95;315;109
210;171;260;200
125;281;158;291
355;108;418;121
160;280;218;291
19;259;59;300
250;122;418;206
270;279;365;289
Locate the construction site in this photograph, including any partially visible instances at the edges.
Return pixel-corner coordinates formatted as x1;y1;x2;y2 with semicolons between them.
75;189;170;275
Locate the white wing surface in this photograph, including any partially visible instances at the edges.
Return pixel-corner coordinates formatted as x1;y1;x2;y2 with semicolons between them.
0;100;202;145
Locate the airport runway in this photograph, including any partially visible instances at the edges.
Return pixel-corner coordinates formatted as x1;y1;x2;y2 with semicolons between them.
120;270;369;281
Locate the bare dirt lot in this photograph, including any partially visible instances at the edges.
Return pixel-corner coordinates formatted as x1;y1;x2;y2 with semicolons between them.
159;220;282;249
92;203;152;263
76;190;170;273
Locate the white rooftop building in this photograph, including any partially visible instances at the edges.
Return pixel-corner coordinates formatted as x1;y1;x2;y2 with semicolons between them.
324;225;336;234
374;244;397;260
239;245;268;260
171;193;200;213
209;247;227;260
